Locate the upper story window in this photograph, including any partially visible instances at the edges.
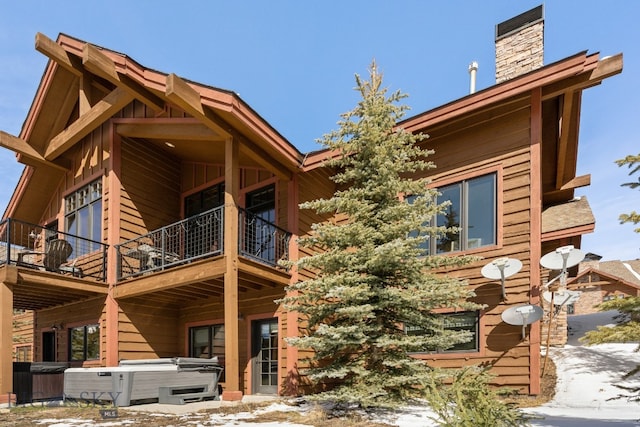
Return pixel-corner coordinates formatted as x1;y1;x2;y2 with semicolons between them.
65;180;102;255
185;182;225;217
243;184;277;263
69;324;100;361
423;173;496;254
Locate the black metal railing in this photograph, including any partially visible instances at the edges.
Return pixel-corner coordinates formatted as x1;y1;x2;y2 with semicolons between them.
115;206;291;280
116;206;224;280
239;208;290;267
0;218;108;281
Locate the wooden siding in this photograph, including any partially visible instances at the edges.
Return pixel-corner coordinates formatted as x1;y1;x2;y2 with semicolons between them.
296;166;336;283
117;298;180;360
12;311;34;361
419;107;535;392
35;297;105;365
119;137;181;240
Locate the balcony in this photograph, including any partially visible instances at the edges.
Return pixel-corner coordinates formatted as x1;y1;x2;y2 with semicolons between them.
0;218;108;282
115;206;291;281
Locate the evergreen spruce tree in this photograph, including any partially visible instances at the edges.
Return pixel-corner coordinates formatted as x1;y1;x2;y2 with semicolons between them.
615;154;640;232
281;63;481;408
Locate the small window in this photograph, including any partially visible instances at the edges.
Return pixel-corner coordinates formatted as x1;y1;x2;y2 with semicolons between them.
69;324;100;361
14;345;32;362
406;311;480;353
189;324;225;380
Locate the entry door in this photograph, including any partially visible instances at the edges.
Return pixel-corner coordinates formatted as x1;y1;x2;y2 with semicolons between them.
251;318;278;394
42;331;56;362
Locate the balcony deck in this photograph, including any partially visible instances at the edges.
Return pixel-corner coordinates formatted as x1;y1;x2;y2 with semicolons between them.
0;208;292;308
0;218;109;309
115;205;291;284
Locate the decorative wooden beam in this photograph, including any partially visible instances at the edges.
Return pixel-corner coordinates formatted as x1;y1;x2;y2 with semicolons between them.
165;73;230;138
166;74;292;180
45;87;134;160
114;118;221;141
35;33;83;77
590;53;623;81
556;91;581;190
542;53;623;100
79;74;93;115
0;131;66;171
82;44;165;112
560;174;591;190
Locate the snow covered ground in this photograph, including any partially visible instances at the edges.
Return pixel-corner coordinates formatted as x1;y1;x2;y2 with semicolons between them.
6;311;639;426
523;310;640;426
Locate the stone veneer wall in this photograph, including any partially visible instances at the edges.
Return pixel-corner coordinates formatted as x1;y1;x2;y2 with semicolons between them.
540;294;568;347
496;21;544;84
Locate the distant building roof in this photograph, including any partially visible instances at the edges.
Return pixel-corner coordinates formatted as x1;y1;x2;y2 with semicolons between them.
598;259;640;287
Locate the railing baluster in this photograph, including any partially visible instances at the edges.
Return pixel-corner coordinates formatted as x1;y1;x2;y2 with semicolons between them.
113;204;291;281
3;218;108;281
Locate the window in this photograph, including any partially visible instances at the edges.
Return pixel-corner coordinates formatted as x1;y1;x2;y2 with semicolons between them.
406;311;479;353
184;182;225;258
430;173;496;254
14;345;32;362
185;182;225;217
243;185;277;263
189;324;225;380
69;324;100;361
65;180;102;255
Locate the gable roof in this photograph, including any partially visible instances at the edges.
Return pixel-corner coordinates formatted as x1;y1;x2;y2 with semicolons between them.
2;33;308;222
568;259;640;291
303;50;622;173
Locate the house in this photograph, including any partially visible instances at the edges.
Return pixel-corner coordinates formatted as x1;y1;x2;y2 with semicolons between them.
0;6;622;403
569;256;640;314
539;255;640;346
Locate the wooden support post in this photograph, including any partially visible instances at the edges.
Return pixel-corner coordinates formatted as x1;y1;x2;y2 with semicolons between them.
0;280;15;404
105;128;122;366
222;137;242;401
529;87;543;395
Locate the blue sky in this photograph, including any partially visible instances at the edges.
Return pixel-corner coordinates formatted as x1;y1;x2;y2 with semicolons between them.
0;1;638;261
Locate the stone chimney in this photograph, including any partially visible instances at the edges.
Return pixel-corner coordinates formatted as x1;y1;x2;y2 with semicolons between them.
495;5;544;83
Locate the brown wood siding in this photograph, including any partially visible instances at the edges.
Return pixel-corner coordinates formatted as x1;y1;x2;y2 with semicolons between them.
415;107;534;391
12;311;35;361
296;167;336;282
117;298;180;360
35;297;105;365
119;137;181;240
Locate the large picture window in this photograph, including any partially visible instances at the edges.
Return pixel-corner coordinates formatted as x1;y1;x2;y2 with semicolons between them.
69;324;100;361
65;180;102;255
406;311;480;353
432;173;496;254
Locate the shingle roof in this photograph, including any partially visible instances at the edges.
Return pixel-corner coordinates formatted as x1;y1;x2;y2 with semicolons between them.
597;259;640;287
541;196;595;234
